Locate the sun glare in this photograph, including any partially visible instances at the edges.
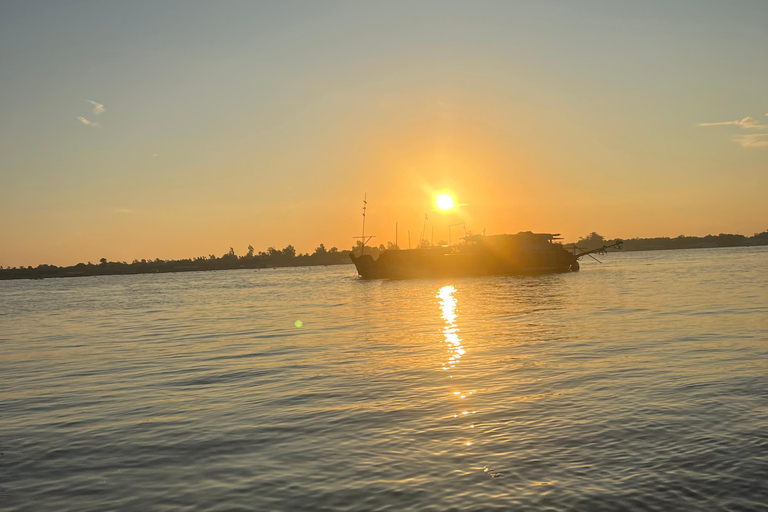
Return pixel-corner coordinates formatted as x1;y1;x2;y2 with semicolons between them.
436;193;455;211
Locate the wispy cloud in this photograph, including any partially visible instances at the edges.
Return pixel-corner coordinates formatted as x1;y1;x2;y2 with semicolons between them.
77;116;101;128
698;114;768;147
86;100;105;115
734;133;768;148
698;117;765;129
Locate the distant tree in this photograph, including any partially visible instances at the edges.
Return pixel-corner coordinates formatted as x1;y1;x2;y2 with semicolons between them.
715;233;746;247
281;245;296;259
329;247;338;254
386;241;399;250
579;232;605;244
100;258;107;265
314;243;327;256
246;245;255;258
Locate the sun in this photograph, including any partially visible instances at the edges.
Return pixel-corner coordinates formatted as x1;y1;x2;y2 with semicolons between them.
436;193;455;211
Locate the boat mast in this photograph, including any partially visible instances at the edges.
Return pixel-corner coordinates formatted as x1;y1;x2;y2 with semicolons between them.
361;193;366;256
420;213;428;248
448;222;465;247
352;193;375;256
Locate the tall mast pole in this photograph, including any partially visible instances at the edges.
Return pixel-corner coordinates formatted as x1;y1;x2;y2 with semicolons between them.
395;222;398;250
361;193;367;256
420;213;428;249
352;194;375;257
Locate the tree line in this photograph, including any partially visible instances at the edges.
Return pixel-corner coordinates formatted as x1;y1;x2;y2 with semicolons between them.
0;242;375;280
1;230;766;280
572;230;768;252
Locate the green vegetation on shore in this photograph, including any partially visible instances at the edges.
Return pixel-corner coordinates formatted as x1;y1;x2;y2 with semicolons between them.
1;231;766;281
572;230;768;252
0;243;361;280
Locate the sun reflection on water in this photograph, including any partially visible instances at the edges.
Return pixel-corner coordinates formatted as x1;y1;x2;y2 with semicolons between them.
438;285;463;370
437;284;479;454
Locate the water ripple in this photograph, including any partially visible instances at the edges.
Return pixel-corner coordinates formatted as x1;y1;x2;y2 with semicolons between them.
1;248;767;511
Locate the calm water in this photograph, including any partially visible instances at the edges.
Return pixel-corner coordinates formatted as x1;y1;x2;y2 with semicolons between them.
1;247;767;511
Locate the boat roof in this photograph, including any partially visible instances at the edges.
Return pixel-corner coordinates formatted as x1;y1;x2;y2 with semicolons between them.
463;231;563;242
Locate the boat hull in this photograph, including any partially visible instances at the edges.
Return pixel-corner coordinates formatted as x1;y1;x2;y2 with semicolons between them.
350;244;578;280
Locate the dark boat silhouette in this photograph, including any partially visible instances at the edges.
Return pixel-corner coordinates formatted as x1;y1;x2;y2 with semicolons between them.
350;231;622;280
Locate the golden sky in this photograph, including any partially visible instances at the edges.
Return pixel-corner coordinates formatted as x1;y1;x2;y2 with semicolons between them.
1;1;766;266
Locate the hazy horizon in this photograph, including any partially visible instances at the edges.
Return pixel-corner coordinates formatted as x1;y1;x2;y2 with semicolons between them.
2;1;766;267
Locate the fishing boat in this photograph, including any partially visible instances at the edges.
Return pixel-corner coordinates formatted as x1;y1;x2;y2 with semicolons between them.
349;196;622;280
350;232;622;279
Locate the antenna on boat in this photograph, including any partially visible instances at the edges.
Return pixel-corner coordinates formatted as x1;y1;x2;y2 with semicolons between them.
448;222;465;247
362;193;366;254
395;222;398;250
352;193;375;256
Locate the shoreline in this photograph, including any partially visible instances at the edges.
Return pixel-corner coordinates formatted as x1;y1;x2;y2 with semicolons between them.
2;243;766;281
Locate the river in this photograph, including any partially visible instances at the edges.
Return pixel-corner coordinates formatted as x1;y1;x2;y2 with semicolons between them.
1;247;766;511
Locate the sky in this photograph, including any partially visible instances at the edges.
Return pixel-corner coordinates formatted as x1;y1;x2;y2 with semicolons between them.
1;0;766;267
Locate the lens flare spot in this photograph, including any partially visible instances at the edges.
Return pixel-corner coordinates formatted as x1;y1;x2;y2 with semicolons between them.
294;320;303;328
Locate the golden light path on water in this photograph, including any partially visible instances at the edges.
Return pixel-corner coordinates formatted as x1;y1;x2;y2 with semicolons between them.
437;285;480;455
438;285;463;371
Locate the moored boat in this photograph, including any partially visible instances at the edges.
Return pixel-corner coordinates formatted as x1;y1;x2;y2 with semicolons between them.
350;231;622;279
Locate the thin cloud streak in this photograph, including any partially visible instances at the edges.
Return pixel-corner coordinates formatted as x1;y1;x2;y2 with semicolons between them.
735;134;768;148
698;114;768;147
698;117;765;129
86;100;105;115
77;116;101;128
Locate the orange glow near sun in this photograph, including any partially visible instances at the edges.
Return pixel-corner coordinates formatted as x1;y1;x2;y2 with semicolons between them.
436;193;455;211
